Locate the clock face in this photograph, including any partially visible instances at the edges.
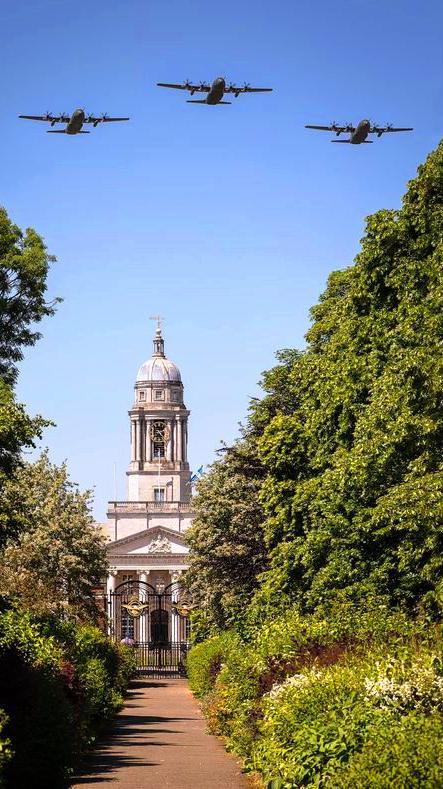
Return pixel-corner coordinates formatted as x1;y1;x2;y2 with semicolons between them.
150;421;170;443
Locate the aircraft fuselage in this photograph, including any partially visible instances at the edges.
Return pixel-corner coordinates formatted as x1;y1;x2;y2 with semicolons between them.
66;109;85;134
206;77;226;104
350;119;371;144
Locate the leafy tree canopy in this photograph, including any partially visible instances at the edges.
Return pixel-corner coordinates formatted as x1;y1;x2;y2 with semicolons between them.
253;141;443;616
0;207;60;387
0;452;108;620
188;141;443;629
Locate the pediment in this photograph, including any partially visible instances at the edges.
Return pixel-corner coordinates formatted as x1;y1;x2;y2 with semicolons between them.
107;525;188;556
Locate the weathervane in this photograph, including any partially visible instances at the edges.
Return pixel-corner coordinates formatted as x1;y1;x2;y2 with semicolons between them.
150;315;164;332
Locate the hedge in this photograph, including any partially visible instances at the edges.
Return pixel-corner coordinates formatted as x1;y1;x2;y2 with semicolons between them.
0;607;136;788
187;605;443;787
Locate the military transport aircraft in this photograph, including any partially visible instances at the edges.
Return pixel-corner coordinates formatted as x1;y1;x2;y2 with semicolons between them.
305;119;413;144
18;108;129;134
157;76;273;105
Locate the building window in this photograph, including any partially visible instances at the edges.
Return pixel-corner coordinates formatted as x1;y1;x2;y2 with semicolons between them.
155;389;164;400
154;488;165;503
172;390;179;402
139;391;145;401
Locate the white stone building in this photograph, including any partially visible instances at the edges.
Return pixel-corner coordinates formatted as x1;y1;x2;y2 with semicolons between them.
105;324;193;598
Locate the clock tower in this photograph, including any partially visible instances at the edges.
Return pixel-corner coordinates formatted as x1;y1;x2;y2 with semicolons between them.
105;322;193;581
127;322;191;503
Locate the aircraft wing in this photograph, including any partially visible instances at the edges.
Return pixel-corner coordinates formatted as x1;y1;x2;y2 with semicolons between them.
157;82;210;92
371;125;413;135
305;124;354;133
84;115;129;124
101;117;129;122
19;114;68;123
225;85;273;94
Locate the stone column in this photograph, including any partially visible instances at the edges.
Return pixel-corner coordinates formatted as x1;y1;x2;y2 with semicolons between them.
172;420;177;462
130;420;136;462
176;418;183;463
106;570;118;636
106;570;117;596
139;571;148;643
169;570;180;642
134;420;139;462
145;418;152;463
140;420;144;460
183;421;188;462
166;420;173;462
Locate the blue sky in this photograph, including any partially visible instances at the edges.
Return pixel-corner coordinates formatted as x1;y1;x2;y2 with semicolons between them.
3;0;442;518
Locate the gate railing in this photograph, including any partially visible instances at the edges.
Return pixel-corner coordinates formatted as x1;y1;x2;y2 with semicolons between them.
107;579;190;677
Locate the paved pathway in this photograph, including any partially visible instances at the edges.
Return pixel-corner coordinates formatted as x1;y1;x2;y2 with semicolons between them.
71;678;251;788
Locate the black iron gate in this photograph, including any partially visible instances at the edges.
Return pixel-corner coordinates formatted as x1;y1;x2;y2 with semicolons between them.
108;579;190;676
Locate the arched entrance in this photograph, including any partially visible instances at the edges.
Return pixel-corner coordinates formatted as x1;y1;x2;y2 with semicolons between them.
108;579;190;675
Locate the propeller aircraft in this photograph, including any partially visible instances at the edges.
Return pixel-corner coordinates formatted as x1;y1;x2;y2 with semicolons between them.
305;119;413;144
18;108;130;134
157;76;273;105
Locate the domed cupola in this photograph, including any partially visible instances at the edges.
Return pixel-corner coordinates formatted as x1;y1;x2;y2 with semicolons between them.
136;325;182;383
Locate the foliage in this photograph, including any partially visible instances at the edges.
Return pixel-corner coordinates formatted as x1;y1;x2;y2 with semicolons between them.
189;606;443;787
0;452;108;619
0;607;135;788
251;142;443;615
185;437;268;634
0;206;59;388
185;348;302;635
0;380;49;489
0;208;58;495
0;710;12;788
333;713;443;788
187;631;239;699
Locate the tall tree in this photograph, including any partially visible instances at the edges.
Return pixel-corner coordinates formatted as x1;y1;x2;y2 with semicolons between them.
0;207;59;387
253;141;443;615
0;207;59;496
0;453;108;620
185;351;301;633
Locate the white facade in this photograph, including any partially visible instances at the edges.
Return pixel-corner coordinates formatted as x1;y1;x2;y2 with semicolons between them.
105;325;192;591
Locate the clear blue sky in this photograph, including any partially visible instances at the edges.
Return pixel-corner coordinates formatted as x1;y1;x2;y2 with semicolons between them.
3;0;442;518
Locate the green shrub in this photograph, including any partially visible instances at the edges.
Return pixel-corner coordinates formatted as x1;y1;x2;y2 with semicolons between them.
0;710;12;789
0;608;135;788
189;606;443;787
187;631;238;698
0;609;75;788
335;713;443;788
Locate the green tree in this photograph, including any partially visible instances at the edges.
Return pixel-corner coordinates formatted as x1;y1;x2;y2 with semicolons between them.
0;453;108;620
0;208;58;514
185;350;301;634
0;207;59;387
185;438;267;633
253;141;443;615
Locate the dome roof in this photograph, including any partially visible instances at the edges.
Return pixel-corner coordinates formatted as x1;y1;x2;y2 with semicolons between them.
137;356;181;383
136;324;181;383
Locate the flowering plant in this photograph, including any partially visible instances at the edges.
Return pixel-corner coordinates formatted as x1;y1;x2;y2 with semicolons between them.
364;656;443;714
266;669;322;701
